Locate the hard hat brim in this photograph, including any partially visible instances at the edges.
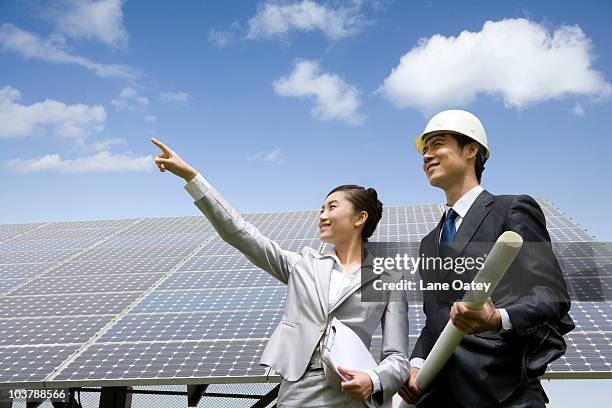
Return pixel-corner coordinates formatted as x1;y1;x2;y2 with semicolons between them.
413;130;490;158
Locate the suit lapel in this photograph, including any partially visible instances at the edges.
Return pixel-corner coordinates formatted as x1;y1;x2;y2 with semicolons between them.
430;214;445;259
313;251;334;316
424;213;444;281
441;190;495;282
328;248;380;314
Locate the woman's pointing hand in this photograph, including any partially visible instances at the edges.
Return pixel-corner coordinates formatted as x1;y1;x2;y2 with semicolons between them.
151;137;197;182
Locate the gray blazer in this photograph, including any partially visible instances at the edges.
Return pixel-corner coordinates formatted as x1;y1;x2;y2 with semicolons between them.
192;180;410;405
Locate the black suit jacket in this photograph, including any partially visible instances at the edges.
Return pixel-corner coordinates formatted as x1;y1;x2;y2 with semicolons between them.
411;190;574;407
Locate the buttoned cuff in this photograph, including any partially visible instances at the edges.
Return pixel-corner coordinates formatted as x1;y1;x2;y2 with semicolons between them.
364;369;382;394
184;173;211;202
498;308;513;332
410;358;424;369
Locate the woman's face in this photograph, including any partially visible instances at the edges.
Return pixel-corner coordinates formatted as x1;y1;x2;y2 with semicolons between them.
319;191;365;244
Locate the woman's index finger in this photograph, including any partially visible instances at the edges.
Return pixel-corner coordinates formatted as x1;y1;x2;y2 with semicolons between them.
151;137;171;153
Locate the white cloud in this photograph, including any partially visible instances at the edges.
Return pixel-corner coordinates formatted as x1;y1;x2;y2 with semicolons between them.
0;23;139;79
264;148;283;163
273;59;364;124
145;114;157;123
378;18;612;113
111;87;149;111
84;137;126;152
573;102;585;116
5;151;153;174
0;85;106;145
208;22;242;48
53;0;127;48
247;0;365;40
159;91;193;106
248;148;284;164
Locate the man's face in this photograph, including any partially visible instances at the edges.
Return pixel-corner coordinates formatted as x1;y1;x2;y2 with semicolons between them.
421;133;474;189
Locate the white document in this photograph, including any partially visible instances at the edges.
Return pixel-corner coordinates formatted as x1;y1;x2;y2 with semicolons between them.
320;317;377;382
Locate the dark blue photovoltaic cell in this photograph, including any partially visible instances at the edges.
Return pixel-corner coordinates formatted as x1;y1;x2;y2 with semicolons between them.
12;273;165;295
0;263;56;280
553;242;612;258
13;227;120;241
36;219;136;230
132;287;287;314
0;237;102;252
52;340;269;381
179;255;263;272
0;316;115;346
98;310;284;343
0;292;141;318
159;269;282;290
71;244;200;261
98;233;211;248
0;345;81;383
548;228;595;242
375;223;441;237
119;222;211;235
559;257;612;278
45;257;182;277
567;276;612;301
192;239;321;257
0;249;77;264
0;279;24;294
547;332;612;373
0;223;46;242
569;302;612;332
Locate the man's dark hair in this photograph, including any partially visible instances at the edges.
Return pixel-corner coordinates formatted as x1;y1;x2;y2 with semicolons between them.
452;134;487;183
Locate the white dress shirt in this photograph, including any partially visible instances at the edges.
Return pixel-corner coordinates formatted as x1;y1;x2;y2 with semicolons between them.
410;185;512;370
323;249;382;394
185;173;382;394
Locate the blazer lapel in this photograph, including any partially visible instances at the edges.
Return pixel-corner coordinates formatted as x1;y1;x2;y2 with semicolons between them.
441;190;495;282
313;251;334;316
328;248;384;314
430;215;445;259
425;214;445;281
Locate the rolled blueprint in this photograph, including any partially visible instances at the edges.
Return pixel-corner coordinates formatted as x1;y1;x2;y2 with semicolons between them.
394;231;523;408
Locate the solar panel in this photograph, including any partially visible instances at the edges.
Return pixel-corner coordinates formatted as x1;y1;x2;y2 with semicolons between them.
0;198;610;393
98;310;283;343
12;273;166;295
0;292;143;318
132;287;287;314
0;263;55;280
159;269;283;290
51;339;270;382
0;316;115;346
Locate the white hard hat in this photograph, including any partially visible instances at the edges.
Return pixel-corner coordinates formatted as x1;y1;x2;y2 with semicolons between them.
414;110;490;159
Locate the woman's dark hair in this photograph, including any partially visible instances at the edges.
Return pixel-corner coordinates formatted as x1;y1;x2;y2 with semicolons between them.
452;134;487;183
326;185;383;242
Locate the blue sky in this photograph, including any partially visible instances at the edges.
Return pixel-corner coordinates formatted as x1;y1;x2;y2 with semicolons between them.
1;1;611;404
1;1;611;241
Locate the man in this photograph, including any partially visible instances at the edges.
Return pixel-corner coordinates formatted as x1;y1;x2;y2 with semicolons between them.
399;110;575;407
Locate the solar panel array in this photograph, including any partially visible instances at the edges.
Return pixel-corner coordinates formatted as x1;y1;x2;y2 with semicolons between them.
0;199;610;392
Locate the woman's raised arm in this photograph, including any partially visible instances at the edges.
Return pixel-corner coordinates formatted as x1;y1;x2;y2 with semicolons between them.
151;137;303;284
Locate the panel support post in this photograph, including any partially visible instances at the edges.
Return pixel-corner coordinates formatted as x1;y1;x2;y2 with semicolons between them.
250;384;280;408
99;387;132;408
187;384;208;408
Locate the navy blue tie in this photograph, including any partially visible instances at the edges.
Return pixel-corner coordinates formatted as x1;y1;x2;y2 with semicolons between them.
440;208;459;255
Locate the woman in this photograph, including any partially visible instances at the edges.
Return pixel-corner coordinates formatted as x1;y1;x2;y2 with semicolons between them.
151;137;409;407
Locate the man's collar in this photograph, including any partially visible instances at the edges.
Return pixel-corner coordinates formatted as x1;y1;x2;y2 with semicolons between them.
446;185;484;218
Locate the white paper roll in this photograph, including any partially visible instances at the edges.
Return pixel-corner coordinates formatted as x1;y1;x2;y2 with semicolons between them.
395;231;523;408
